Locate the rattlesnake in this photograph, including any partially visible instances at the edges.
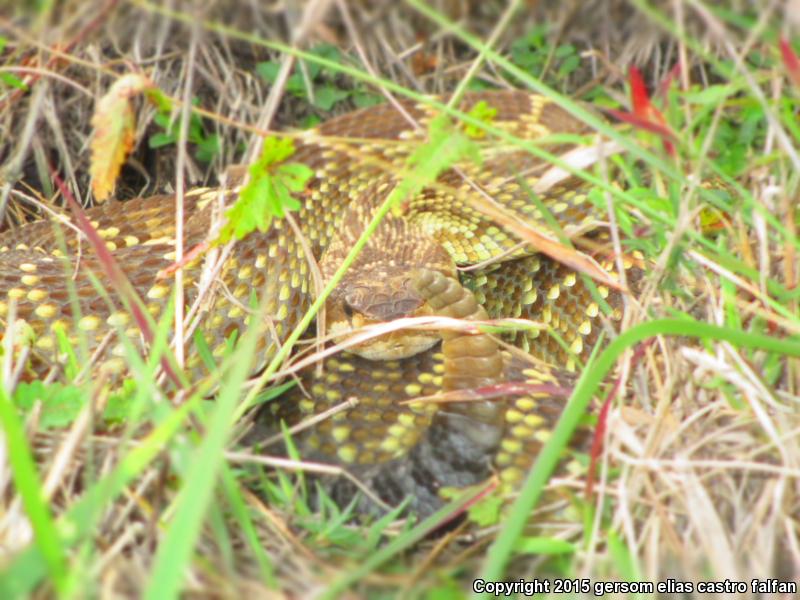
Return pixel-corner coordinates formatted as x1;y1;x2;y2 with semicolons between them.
1;90;633;514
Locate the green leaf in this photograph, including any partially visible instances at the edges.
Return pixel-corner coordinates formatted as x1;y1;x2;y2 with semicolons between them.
0;72;28;91
683;84;736;106
464;100;497;138
390;113;482;216
196;134;220;163
352;91;382;108
153;111;172;128
143;87;173;113
149;100;217;163
285;74;306;96
217;136;313;243
277;162;314;192
192;330;216;372
308;43;343;78
514;536;576;555
264;178;287;218
301;115;322;128
188;115;206;144
558;54;581;79
148;132;175;149
509;27;547;72
256;61;313;98
225;177;271;239
554;44;576;59
466;493;503;526
13;379;139;429
255;61;280;83
312;85;350;110
103;380;138;425
407;114;481;178
13;382;84;430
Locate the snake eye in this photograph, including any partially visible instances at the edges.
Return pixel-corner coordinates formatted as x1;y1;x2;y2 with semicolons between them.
343;303;354;319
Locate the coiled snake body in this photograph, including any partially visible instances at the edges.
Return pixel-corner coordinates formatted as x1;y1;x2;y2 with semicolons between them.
1;91;632;515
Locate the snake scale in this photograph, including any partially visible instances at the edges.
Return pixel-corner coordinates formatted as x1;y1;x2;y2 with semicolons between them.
1;91;635;516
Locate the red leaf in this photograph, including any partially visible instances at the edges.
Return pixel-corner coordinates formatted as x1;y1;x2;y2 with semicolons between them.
605;109;676;141
658;62;682;99
585;338;654;500
606;67;677;157
780;37;800;88
629;66;650;117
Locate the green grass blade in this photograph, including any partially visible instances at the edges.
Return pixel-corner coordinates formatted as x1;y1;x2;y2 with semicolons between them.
0;390;203;598
143;323;260;599
320;484;491;599
0;387;69;596
218;464;276;587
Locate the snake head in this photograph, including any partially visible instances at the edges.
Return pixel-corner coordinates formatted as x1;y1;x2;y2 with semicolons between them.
319;203;458;361
327;271;442;360
343;276;424;321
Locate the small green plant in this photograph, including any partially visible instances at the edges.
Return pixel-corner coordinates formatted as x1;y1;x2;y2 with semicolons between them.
148;98;220;162
256;43;381;125
13;378;138;429
13;381;85;429
506;26;581;87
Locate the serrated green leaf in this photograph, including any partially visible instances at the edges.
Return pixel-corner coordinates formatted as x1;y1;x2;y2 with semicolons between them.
277;162;314;192
217;136;312;243
257;136;296;166
266;178;288;218
464;100;497;138
408;114;481;175
390;113;482;215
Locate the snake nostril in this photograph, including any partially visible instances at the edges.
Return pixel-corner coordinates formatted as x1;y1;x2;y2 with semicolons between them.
343;303;355;319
